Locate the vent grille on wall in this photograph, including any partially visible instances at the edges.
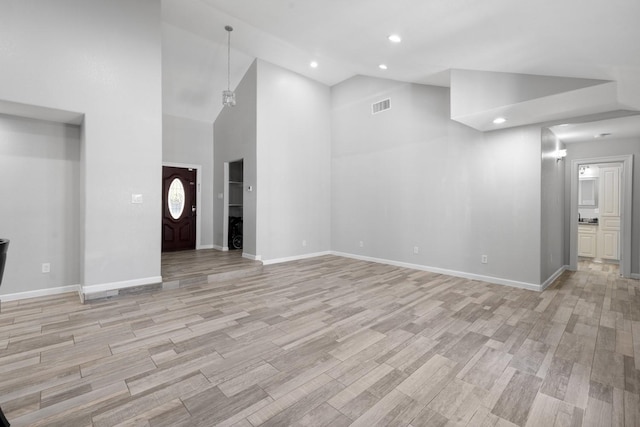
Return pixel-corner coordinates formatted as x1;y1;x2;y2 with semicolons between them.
371;98;391;114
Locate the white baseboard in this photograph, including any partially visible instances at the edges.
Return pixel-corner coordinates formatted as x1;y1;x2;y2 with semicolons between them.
541;265;568;291
212;245;225;251
0;284;81;302
242;253;261;261
82;276;163;295
631;273;640;280
330;251;542;291
197;244;214;250
262;251;332;266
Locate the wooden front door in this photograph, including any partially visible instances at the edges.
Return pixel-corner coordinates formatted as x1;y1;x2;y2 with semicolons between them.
162;166;196;252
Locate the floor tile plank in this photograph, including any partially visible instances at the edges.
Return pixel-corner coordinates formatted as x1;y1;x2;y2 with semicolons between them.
0;255;637;426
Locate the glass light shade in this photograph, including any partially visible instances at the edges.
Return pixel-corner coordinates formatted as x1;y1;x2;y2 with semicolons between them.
223;90;236;107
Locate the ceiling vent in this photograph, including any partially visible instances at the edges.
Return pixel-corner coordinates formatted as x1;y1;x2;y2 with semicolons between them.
372;98;391;114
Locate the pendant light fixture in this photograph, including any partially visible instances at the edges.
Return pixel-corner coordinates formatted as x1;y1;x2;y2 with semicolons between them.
222;25;236;107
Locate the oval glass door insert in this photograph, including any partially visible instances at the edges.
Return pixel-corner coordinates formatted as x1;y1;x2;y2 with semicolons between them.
168;178;185;219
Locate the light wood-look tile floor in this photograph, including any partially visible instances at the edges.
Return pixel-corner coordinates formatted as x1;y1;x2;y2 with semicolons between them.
162;249;263;287
1;255;640;426
578;258;620;275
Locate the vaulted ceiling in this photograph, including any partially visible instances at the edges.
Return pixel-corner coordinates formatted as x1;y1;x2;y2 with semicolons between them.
163;0;640;140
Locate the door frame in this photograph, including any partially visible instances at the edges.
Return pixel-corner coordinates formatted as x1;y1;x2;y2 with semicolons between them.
569;154;633;277
162;162;203;250
222;162;229;251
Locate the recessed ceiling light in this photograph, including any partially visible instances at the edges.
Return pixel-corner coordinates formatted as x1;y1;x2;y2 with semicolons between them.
388;34;402;43
493;117;507;124
378;64;388;70
310;61;318;68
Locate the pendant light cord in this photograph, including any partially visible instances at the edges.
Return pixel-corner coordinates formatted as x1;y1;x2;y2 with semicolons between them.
225;26;233;91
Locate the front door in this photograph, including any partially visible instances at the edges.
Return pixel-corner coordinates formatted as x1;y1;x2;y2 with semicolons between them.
162;166;196;252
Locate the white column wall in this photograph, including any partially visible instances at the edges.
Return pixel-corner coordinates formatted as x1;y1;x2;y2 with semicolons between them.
0;0;163;291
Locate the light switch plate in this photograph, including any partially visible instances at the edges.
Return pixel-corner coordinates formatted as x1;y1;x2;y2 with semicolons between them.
131;194;143;204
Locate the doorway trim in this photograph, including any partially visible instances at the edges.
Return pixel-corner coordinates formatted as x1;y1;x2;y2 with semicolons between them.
569;154;633;277
162;162;204;250
221;162;230;252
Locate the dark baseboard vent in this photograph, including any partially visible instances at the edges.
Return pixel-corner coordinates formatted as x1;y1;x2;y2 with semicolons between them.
372;98;391;114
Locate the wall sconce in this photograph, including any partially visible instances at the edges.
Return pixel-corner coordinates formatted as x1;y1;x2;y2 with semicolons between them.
554;149;567;161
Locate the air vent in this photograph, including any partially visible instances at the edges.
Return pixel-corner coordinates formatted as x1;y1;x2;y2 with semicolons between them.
371;98;391;114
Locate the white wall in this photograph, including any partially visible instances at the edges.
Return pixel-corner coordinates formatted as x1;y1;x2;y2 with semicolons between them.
0;114;80;295
331;76;542;287
540;128;565;283
564;137;640;275
255;60;332;261
162;114;214;247
0;0;163;292
161;22;254;124
214;61;258;255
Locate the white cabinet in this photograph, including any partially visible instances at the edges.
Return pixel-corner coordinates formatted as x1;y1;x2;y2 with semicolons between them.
600;217;620;229
600;166;621;217
578;225;597;258
597;166;621;260
600;230;619;260
598;213;620;261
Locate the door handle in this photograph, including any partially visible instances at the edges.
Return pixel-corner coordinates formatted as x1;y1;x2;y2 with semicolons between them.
192;205;196;213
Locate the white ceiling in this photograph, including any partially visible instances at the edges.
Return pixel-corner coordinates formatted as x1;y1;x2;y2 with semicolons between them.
163;0;640;138
549;115;640;143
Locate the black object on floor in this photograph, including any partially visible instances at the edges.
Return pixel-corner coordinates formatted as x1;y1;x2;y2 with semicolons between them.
0;406;10;426
0;241;8;425
228;217;243;250
0;239;8;287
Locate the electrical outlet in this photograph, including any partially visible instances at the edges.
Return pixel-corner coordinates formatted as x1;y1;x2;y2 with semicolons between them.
481;255;488;264
42;263;50;273
359;241;364;248
413;246;419;254
302;240;307;247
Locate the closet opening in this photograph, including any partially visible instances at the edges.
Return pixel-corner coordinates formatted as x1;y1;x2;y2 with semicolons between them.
227;159;244;250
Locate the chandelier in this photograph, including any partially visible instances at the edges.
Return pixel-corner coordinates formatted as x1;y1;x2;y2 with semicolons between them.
222;25;236;107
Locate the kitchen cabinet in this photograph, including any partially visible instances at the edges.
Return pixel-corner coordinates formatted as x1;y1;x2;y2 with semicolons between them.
599;230;619;260
598;166;621;260
578;225;597;258
600;166;621;216
598;215;620;261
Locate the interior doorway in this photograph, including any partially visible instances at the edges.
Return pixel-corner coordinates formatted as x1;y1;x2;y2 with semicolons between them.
570;155;633;277
162;166;197;252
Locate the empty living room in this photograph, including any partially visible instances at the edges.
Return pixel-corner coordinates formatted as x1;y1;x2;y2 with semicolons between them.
1;0;640;426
